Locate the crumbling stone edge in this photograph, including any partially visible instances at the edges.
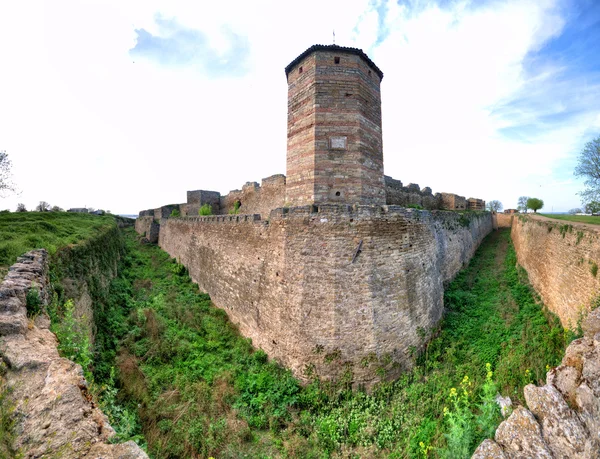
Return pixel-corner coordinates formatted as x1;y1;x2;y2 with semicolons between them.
472;308;600;458
0;249;147;458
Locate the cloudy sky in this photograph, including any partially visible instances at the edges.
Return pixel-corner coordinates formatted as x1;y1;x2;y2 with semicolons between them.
1;0;599;214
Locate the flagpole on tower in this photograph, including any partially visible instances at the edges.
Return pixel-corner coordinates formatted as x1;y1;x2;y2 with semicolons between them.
333;30;335;44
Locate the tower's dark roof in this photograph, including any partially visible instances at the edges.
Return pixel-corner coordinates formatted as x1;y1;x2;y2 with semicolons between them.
284;44;384;80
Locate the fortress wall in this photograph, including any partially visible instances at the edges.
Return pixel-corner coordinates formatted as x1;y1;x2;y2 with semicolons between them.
220;174;286;218
135;216;159;243
158;206;492;385
495;213;513;228
384;176;441;209
511;215;600;328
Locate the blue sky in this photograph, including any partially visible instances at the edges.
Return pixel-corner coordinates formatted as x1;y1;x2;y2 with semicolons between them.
0;0;599;213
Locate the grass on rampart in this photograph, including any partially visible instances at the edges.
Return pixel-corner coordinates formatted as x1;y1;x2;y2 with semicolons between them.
0;211;117;270
89;228;569;458
0;211;123;456
539;213;600;225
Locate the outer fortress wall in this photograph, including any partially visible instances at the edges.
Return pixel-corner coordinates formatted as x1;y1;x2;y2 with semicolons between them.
511;215;600;328
158;206;492;385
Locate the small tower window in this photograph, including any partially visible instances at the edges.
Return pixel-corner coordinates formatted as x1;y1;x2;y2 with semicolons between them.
334;56;340;64
335;191;341;196
299;66;303;74
368;70;372;76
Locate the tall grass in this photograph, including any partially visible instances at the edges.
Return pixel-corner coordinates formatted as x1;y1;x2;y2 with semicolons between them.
0;212;116;268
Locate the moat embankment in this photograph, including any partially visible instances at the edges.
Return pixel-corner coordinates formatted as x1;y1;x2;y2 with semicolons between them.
96;227;567;458
511;214;600;328
0;220;578;458
0;218;146;458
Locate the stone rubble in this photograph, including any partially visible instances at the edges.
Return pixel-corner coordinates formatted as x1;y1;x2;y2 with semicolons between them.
472;308;600;458
0;250;147;458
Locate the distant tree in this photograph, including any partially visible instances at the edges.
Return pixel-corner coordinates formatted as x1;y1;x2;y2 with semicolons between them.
51;205;64;212
568;208;582;215
526;198;544;213
517;196;529;213
585;201;600;215
575;135;600;204
0;150;16;197
16;203;27;212
36;201;50;212
486;200;503;213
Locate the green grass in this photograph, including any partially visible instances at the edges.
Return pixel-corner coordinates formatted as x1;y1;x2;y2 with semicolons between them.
93;229;569;458
0;211;117;268
540;213;600;225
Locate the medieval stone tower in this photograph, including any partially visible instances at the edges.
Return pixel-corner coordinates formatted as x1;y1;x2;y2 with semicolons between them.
285;45;386;206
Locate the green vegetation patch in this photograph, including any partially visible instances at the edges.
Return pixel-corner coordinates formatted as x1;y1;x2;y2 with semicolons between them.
0;212;117;268
94;229;569;458
540;213;600;225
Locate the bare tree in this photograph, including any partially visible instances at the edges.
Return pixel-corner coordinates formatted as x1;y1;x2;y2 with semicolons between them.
36;201;50;212
0;150;17;197
575;136;600;204
51;205;64;212
517;196;529;213
16;203;27;212
486;200;503;213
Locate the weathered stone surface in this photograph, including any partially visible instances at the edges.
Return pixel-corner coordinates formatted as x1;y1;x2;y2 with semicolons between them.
494;407;553;459
158;206;492;386
575;382;600;448
548;364;581;405
524;384;590;458
583;307;600;336
511;215;600;327
84;441;149;458
0;250;147;458
471;439;507;459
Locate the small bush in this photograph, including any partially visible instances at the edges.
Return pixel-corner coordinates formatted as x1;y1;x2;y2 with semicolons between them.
170;209;181;217
51;299;93;377
229;201;241;215
591;262;598;277
26;286;42;317
199;204;212;216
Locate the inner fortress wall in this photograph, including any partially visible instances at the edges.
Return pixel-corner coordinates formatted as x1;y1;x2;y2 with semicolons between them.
157;206;493;385
511;215;600;328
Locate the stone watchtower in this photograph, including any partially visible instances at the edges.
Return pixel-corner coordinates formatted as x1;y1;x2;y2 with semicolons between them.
285;45;386;206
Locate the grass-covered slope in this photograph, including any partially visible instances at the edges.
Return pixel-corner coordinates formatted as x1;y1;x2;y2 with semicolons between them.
539;213;600;225
0;211;117;269
94;228;570;458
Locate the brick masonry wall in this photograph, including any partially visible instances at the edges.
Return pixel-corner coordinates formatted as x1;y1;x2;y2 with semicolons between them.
286;48;385;206
511;215;600;328
158;206;492;385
